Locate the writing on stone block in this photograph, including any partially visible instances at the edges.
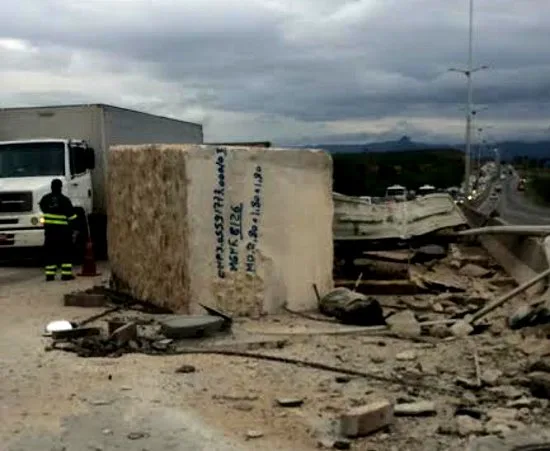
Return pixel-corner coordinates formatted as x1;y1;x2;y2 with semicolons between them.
246;165;263;274
213;148;227;279
228;203;244;271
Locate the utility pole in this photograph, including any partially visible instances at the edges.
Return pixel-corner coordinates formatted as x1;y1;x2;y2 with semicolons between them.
449;0;488;197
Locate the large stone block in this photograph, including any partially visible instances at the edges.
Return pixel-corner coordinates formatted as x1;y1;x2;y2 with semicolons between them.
107;144;334;315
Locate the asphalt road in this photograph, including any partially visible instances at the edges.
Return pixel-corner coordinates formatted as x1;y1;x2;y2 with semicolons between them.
496;173;550;225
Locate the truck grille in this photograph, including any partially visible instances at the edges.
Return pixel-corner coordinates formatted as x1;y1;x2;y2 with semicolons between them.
0;192;33;213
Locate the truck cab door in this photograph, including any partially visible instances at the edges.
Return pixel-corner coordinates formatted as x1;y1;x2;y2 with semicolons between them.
67;143;93;214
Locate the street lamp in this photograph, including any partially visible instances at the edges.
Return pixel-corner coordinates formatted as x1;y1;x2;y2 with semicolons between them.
449;0;489;197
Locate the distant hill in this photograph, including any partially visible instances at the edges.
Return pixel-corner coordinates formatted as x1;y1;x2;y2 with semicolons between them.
305;136;550;160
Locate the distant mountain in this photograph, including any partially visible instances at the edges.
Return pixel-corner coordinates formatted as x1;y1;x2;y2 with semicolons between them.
305;136;550;160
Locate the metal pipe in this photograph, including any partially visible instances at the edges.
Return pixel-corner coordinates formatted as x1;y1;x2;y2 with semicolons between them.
470;267;550;324
458;225;550;237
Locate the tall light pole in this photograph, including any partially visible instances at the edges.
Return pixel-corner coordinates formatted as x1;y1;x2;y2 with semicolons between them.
449;0;488;196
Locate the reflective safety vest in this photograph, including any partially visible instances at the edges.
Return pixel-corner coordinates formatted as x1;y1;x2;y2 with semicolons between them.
42;213;78;226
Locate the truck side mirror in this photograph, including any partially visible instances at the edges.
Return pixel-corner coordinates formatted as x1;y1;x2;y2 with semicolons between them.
86;148;96;170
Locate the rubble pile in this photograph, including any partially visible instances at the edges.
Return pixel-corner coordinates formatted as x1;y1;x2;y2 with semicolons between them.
44;241;550;450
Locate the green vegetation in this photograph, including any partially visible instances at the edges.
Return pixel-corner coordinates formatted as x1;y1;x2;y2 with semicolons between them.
332;149;464;196
526;173;550;206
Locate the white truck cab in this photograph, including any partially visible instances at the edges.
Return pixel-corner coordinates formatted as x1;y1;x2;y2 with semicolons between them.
0;138;95;248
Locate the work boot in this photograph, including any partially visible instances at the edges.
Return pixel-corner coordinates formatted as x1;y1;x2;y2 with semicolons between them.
61;274;75;281
45;275;55;282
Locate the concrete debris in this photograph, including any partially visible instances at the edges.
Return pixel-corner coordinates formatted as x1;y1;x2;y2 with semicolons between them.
386;309;421;338
455;415;485;436
459;263;492;278
319;288;386;326
394;401;436;417
450;320;474;338
339;399;394;438
481;369;503;387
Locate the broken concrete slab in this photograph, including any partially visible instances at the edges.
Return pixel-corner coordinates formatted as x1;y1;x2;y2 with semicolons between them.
450;320;474;338
339;399;394;438
160;315;225;339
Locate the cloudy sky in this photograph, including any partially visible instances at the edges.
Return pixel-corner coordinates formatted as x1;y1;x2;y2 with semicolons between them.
1;0;549;145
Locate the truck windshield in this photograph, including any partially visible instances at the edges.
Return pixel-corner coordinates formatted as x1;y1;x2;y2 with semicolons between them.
0;142;65;178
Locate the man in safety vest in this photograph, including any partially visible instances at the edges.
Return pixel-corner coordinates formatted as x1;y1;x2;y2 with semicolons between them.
39;179;78;281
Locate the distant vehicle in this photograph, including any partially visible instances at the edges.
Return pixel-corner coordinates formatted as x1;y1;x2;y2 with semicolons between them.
517;178;526;191
385;184;407;202
494;184;502;193
418;184;436;196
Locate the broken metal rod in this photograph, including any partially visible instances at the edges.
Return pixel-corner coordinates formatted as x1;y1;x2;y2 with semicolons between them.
174;348;458;395
469;267;550;324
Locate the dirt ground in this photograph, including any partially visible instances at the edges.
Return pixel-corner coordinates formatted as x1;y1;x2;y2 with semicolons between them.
1;251;550;451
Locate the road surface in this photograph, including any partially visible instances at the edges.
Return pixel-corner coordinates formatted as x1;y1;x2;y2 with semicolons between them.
497;173;550;225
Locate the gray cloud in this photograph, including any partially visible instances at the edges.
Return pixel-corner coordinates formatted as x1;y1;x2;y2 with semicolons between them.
1;0;550;143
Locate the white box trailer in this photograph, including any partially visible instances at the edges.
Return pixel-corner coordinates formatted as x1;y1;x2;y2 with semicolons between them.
0;104;203;257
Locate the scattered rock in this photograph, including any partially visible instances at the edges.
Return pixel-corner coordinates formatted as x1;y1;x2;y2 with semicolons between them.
319;288;386;326
386;310;421;338
215;393;259;402
233;402;254;411
527;372;550;399
481;369;503;386
246;430;264;439
459;264;491;278
396;350;417;361
89;399;113;406
506;397;539;409
102;429;113;435
335;376;352;384
487;385;524;400
371;355;386;363
340;399;394;438
394;401;436;417
528;357;550;373
276;397;304;408
127;432;149;440
175;364;196;374
108;322;137;346
450;320;474;338
431;302;444;313
456;415;484;436
428;324;452;338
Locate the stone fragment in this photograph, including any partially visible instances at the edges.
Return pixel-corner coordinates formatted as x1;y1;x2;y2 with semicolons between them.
386;310;421;338
276;397;304;408
394;401;436;417
339;399;394;438
450;320;474;337
246;430;264;439
108;322;137;346
456;415;484;436
459;264;491;278
481;369;503;386
395;350;417;361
